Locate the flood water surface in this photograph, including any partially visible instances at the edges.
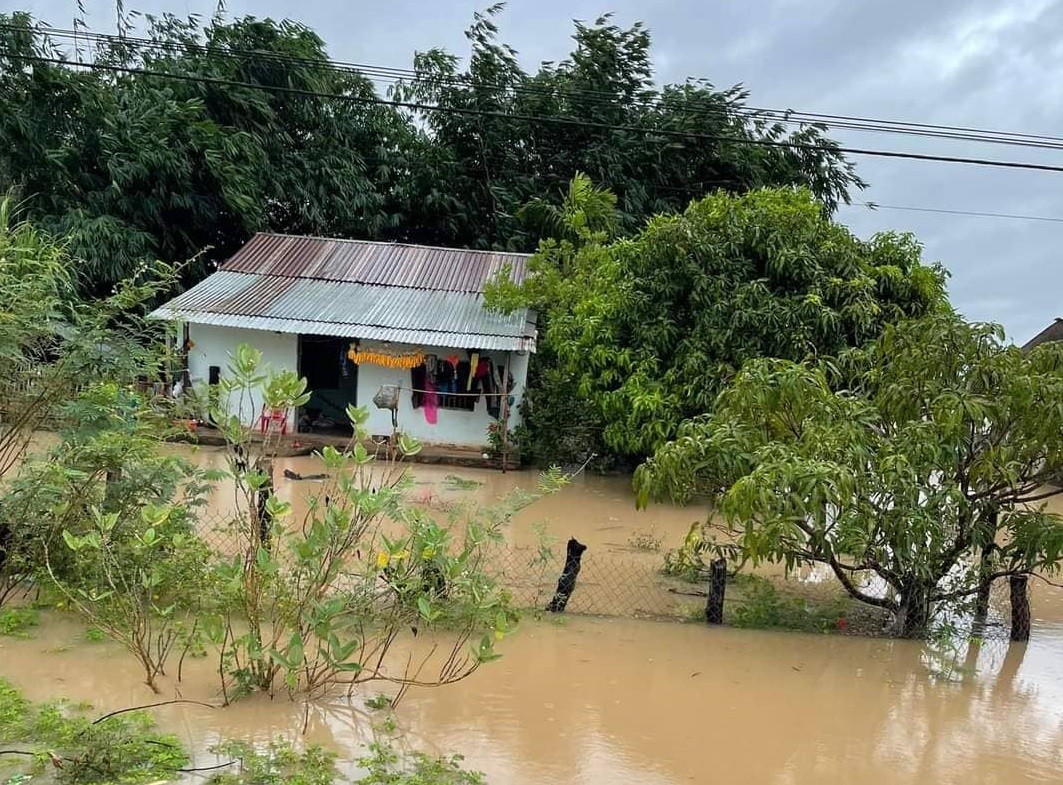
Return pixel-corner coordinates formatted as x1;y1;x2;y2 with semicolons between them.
2;613;1062;785
3;444;1063;784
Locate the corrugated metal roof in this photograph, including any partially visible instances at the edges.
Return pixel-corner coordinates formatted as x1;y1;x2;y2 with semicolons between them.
152;271;537;352
221;233;530;293
1023;318;1063;351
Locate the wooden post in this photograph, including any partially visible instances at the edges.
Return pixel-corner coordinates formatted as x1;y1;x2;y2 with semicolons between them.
705;558;727;624
1009;574;1031;642
546;538;587;613
180;323;192;389
255;459;275;550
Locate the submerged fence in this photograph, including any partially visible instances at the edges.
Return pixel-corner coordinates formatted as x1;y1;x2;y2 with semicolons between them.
193;509;1024;640
195;510;702;620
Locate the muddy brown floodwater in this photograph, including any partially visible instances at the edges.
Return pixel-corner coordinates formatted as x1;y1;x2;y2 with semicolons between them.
2;445;1063;784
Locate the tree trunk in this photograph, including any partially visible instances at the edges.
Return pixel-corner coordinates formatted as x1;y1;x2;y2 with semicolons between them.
973;580;992;627
974;522;998;627
898;585;931;638
1009;574;1031;642
104;468;121;509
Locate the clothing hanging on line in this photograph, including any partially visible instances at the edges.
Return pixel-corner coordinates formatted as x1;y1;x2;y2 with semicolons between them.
467;352;479;391
423;375;438;425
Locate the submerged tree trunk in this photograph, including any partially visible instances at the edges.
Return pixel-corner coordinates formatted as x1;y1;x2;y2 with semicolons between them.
897;585;932;638
974;521;998;627
1009;574;1031;642
973;577;992;627
546;538;587;613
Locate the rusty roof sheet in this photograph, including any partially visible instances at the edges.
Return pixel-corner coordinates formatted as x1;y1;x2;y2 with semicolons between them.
151;271;537;352
220;233;530;293
1022;318;1063;351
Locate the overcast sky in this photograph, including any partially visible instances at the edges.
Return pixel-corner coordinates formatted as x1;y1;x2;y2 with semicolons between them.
20;0;1063;343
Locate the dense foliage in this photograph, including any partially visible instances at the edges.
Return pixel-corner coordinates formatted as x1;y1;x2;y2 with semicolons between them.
636;315;1063;636
0;199;177;606
492;184;948;463
0;7;861;291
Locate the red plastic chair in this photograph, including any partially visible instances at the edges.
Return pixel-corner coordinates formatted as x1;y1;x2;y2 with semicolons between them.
259;404;288;435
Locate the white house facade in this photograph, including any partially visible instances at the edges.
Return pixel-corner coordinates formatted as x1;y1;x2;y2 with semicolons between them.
151;233;536;450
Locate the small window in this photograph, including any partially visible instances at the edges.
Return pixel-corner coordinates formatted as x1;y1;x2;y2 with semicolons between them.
411;353;499;412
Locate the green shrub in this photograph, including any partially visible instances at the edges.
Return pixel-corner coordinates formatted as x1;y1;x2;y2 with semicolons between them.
730;577;847;634
0;608;38;638
0;678;188;784
208;739;486;785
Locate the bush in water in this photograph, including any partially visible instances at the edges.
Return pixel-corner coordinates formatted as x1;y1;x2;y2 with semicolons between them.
208;345;567;703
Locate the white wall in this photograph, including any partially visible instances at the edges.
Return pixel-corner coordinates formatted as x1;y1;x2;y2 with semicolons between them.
183;325;531;448
186;324;299;429
356;340;529;449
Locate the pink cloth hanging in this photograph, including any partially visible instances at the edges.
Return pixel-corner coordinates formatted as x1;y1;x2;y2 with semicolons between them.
423;375;438;425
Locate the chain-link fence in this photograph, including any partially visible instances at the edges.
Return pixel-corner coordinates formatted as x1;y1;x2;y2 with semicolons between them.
483;543;703;619
192;504;1030;639
193;507;703;620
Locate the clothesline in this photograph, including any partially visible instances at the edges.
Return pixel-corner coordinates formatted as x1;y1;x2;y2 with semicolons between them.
394;384;512;399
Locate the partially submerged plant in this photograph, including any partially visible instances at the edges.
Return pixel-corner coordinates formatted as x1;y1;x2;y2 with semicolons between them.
208;346;567;705
20;383;219;692
51;504;211;693
0;678;188;784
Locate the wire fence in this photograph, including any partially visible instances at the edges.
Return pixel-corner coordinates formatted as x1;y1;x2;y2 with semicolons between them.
193;509;702;620
191;508;1025;640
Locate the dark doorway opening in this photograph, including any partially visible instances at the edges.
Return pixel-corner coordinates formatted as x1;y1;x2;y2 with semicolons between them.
297;335;357;435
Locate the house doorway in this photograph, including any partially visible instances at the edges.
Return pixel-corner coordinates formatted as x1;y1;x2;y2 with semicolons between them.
297;335;357;435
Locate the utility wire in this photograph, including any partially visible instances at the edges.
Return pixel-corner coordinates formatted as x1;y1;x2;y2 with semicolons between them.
864;202;1063;223
6;50;1063;175
9;22;1063;153
29;24;1063;150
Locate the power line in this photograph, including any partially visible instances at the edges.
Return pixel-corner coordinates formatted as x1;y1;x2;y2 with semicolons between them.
10;22;1063;154
864;202;1063;223
7;50;1063;177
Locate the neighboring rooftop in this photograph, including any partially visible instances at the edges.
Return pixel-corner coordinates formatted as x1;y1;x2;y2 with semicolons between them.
1022;318;1063;351
151;234;536;352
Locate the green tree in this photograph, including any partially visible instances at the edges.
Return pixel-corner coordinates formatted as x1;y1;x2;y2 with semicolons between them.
395;7;863;250
506;185;947;462
0;12;404;291
635;315;1063;637
2;7;863;293
25;383;217;692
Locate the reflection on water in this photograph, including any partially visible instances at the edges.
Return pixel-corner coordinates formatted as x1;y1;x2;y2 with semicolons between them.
2;440;1063;783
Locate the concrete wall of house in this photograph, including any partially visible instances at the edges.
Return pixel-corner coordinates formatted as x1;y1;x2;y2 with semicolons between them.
183;325;531;448
186;323;299;430
356;340;528;449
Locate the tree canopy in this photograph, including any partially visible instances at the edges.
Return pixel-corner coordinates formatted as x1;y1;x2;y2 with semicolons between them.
1;7;863;292
499;184;948;462
635;315;1063;636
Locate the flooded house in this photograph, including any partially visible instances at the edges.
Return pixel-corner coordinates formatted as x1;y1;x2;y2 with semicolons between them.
150;233;536;449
